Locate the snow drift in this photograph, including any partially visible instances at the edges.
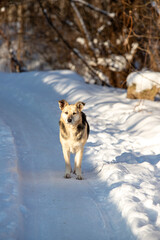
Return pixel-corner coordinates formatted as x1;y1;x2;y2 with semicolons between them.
0;71;160;240
127;71;160;92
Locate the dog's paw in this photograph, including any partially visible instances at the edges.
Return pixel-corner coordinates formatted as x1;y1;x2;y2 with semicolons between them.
64;173;71;179
76;175;83;180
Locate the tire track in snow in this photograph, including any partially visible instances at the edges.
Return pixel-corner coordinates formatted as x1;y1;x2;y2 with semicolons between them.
0;71;138;240
0;118;21;240
0;72;110;240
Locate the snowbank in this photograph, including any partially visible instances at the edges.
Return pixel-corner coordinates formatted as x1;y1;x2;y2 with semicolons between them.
127;71;160;92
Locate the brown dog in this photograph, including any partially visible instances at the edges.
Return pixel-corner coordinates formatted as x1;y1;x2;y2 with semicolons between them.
58;100;89;180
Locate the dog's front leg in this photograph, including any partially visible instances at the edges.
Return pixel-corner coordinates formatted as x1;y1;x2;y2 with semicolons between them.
74;149;83;180
62;147;71;178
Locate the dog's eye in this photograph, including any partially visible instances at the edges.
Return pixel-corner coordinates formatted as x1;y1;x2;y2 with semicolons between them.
73;112;76;115
65;112;68;115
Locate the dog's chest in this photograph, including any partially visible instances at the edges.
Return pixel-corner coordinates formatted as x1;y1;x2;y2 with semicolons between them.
64;128;83;153
68;131;81;153
60;120;86;153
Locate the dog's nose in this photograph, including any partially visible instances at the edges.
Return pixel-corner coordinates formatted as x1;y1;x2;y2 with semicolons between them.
68;118;72;123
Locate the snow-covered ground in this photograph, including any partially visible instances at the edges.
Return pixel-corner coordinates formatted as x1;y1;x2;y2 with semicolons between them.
0;71;160;240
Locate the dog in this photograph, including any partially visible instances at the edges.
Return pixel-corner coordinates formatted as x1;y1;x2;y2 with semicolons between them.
58;100;89;180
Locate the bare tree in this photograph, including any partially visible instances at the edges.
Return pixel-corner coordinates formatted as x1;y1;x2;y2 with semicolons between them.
0;0;160;87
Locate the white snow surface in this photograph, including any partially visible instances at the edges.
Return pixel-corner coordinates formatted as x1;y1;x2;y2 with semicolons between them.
127;71;160;92
0;70;160;240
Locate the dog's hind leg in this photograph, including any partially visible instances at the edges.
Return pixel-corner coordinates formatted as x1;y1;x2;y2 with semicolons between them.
62;148;71;178
74;149;83;180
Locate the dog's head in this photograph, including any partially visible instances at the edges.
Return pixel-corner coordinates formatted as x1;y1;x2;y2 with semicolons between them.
58;100;85;125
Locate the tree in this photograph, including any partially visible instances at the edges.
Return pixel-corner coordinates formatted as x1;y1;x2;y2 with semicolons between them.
0;0;160;88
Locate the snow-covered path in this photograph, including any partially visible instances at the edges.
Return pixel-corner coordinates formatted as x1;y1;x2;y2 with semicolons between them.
0;71;134;240
0;71;160;240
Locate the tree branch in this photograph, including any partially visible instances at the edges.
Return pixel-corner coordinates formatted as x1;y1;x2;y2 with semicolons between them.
71;1;95;53
70;0;115;18
37;0;110;86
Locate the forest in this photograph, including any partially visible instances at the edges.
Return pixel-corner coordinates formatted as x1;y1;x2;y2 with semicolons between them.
0;0;160;88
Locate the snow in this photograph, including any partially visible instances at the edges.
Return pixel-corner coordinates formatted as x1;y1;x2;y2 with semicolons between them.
0;70;160;240
76;37;86;45
98;55;127;71
127;71;160;92
0;119;19;239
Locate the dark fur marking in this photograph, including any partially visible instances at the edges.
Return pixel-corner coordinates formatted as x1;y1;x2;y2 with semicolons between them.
86;121;90;139
75;124;85;141
82;112;90;139
81;112;86;125
75;112;90;141
59;121;68;139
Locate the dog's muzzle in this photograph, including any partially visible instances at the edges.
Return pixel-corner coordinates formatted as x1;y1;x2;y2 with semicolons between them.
67;117;72;123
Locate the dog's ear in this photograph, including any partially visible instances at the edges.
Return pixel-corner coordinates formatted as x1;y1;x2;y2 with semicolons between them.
76;101;85;112
58;100;68;110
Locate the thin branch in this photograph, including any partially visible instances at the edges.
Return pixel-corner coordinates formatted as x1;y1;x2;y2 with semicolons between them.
71;1;95;53
70;0;115;18
124;10;133;46
132;32;160;40
121;0;151;8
